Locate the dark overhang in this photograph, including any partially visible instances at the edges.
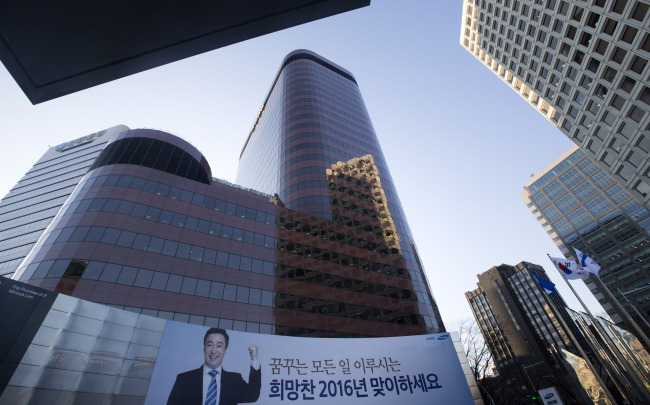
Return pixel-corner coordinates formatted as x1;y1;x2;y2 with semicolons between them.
0;0;370;104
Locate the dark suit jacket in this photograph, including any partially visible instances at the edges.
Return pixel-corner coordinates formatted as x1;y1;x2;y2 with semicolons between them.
167;365;261;405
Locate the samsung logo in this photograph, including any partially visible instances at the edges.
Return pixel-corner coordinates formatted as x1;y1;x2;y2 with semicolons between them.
544;393;554;399
426;334;450;341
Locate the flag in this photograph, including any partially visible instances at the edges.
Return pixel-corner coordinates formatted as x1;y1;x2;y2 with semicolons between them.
529;268;557;295
574;248;601;276
549;256;589;280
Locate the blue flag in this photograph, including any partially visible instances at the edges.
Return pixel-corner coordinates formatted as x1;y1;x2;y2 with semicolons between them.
529;269;557;295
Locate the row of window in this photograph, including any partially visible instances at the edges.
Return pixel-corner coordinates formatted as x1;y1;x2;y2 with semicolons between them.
283;114;381;158
34;258;432;328
27;141;105;176
285;91;368;133
72;195;415;282
117;304;366;338
0;184;76;210
0;195;67;221
84;174;404;259
48;215;413;284
2;175;84;203
0;216;58;236
10;159;95;195
284;103;376;142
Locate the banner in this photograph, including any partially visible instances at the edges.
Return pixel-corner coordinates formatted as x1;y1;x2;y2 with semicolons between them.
0;280;473;404
147;322;473;404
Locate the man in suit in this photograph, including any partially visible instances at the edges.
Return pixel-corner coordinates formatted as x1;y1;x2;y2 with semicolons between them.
167;328;261;405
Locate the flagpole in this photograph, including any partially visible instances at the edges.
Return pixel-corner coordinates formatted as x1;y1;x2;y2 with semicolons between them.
536;263;618;404
572;248;650;350
546;253;645;403
591;275;650;350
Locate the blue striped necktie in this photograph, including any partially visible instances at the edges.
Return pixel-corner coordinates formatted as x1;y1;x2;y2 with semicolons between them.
206;369;218;405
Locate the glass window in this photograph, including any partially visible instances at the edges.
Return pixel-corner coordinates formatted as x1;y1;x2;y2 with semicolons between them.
203;249;217;265
176;243;191;259
134;269;154;288
223;284;237;301
189;246;204;262
210;282;224;299
181;277;198;295
196;280;211;297
185;216;199;232
162;240;179;256
132;234;150;251
145;206;161;222
150;272;169;290
147;237;164;254
172;213;187;228
116;231;136;248
82;262;105;280
100;228;121;245
116;200;135;215
117;266;138;285
158;210;173;224
165;275;183;293
100;263;122;283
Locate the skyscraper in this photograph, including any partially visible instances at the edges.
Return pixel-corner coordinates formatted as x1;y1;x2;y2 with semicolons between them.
0;126;128;277
460;0;650;208
521;145;650;341
466;262;614;404
466;263;577;395
11;50;444;338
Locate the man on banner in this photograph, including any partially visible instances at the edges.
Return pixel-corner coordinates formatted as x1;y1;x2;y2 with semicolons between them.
574;248;601;276
167;328;261;405
548;256;589;280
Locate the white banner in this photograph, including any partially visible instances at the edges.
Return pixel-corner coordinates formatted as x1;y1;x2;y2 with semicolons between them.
147;322;473;404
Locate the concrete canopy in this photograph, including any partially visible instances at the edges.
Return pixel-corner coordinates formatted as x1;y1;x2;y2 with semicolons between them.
0;0;369;104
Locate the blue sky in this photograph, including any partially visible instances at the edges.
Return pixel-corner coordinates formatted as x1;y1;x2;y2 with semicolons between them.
0;1;604;329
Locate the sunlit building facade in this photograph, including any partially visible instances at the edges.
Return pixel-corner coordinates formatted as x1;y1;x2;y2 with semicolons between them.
521;145;650;341
461;0;650;208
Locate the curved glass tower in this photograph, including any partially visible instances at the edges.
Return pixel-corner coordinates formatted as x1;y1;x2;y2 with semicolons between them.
238;49;443;332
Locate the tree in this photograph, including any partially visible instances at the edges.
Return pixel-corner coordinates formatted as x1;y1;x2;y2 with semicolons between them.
456;318;493;381
455;319;531;404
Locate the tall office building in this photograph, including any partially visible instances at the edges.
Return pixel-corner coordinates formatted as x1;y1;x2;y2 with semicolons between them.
466;262;584;401
11;50;444;338
521;145;650;341
0;126;128;278
467;261;650;404
460;0;650;208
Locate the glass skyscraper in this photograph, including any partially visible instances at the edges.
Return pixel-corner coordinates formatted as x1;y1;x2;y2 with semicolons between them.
522;145;650;340
461;0;650;208
10;50;444;338
0;126;128;277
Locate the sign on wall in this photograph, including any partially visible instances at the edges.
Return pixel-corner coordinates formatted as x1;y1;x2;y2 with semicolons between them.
147;322;473;404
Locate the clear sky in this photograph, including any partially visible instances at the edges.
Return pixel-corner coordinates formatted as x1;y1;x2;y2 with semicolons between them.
0;1;605;329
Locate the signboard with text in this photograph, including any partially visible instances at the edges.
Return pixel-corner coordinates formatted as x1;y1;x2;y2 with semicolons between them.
147;322;473;404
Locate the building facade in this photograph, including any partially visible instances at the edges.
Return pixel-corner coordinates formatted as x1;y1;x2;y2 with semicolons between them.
461;0;650;208
236;49;443;332
466;262;615;404
11;50;444;338
521;145;650;341
0;125;128;278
